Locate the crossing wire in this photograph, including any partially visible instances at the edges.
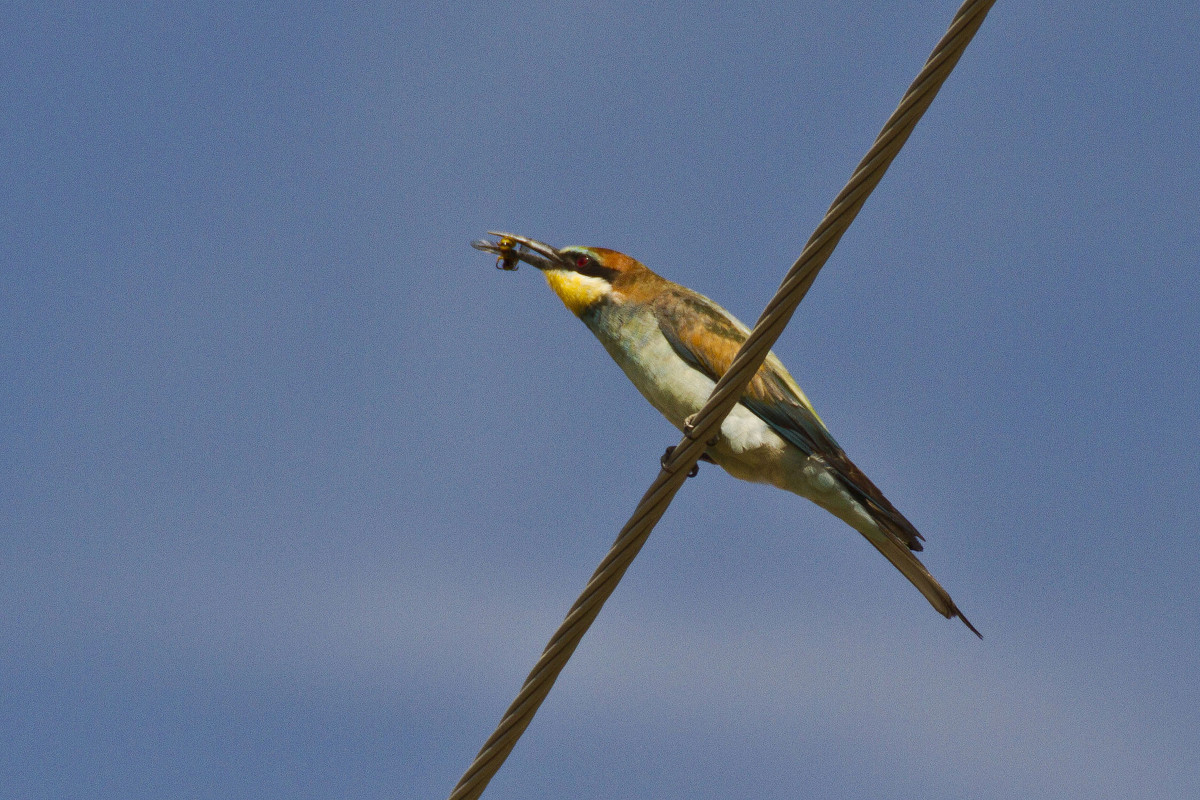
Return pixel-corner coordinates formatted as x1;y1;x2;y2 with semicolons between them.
448;1;997;797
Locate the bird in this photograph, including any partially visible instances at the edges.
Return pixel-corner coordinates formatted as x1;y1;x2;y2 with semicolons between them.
473;232;980;637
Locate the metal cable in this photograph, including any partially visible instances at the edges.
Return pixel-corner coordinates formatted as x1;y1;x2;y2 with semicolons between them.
448;2;996;797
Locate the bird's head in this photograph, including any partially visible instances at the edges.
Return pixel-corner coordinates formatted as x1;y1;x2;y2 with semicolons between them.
472;232;648;317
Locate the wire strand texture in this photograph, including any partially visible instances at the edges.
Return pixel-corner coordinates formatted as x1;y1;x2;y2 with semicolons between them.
448;1;997;797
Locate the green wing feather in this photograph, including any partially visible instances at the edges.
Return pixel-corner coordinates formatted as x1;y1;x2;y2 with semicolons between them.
650;284;925;551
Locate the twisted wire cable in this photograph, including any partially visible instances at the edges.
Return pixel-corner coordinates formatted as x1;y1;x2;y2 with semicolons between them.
448;2;996;797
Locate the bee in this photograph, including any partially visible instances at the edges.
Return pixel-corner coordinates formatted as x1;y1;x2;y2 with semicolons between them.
495;236;520;271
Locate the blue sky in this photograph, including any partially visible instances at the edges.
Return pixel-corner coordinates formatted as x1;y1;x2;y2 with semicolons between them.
3;1;1198;798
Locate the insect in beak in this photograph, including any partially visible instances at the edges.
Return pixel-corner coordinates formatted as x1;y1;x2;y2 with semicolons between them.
495;236;520;271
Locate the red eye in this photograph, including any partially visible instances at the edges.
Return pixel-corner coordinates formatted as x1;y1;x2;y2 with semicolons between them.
575;255;590;268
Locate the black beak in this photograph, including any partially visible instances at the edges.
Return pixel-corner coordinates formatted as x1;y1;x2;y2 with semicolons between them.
471;231;564;271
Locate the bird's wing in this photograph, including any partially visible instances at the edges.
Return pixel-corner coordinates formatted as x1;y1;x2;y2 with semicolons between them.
652;285;926;551
650;287;840;455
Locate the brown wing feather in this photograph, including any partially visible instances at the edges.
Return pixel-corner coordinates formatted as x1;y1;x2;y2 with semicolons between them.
650;288;832;437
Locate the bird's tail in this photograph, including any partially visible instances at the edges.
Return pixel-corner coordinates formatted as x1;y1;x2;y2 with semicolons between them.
802;450;981;638
858;520;981;638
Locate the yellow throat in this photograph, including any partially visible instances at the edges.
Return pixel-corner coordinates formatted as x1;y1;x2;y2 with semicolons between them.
543;269;610;317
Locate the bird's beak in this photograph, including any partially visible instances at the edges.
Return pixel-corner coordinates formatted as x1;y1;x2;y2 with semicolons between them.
471;231;564;271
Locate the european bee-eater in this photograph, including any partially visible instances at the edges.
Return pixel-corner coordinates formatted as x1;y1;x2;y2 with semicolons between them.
473;232;979;637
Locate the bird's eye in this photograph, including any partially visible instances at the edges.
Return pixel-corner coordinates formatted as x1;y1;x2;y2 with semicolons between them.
575;254;591;269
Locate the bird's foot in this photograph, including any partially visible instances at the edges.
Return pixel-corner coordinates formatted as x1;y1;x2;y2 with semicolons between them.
661;446;715;477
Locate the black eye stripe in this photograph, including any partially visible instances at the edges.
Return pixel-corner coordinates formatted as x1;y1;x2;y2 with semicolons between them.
565;252;619;281
578;260;619;280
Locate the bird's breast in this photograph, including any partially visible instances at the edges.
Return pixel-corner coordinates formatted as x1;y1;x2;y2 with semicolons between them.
583;304;788;467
